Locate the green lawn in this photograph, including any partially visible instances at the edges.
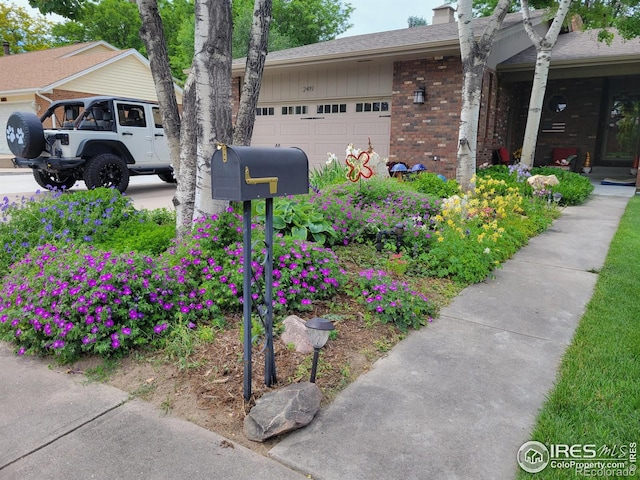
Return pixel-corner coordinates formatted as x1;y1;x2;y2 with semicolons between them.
517;196;640;479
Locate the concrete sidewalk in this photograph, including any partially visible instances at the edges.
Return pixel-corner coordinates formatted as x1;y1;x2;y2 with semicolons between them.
0;186;634;480
0;344;307;480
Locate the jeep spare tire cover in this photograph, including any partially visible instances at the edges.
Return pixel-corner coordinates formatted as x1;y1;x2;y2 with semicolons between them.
6;112;45;159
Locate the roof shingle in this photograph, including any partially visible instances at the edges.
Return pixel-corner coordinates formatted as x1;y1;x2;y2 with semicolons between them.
0;42;127;93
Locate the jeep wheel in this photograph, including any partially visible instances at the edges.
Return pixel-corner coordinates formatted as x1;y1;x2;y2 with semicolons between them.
84;153;130;192
33;170;77;191
158;172;176;183
6;112;45;159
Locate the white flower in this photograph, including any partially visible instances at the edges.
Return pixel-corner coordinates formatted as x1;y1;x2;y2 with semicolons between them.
326;153;338;165
484;248;491;254
345;143;360;157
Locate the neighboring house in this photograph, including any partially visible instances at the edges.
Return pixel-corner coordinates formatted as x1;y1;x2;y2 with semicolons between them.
232;7;640;175
0;41;183;155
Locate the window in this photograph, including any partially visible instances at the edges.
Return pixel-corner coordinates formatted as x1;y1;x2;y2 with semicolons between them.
355;102;389;113
282;105;308;115
256;107;275;116
317;103;347;114
117;103;147;127
152;107;163;128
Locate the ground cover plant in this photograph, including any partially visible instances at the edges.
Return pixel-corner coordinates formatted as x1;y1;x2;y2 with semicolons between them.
516;196;640;480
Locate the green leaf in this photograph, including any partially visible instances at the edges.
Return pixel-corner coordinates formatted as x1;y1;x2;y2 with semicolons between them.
291;225;308;240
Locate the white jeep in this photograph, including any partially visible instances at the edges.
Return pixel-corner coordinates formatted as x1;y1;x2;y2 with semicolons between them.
5;96;175;192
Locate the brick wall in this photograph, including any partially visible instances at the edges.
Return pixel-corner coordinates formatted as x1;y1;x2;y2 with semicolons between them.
509;78;604;165
390;56;462;177
390;58;508;178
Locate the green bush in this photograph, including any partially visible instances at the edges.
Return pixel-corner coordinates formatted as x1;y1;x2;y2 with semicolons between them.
408;172;461;198
531;167;594;205
94;209;176;255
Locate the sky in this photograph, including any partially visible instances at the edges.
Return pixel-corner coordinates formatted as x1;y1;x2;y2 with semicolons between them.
11;0;447;38
339;0;447;37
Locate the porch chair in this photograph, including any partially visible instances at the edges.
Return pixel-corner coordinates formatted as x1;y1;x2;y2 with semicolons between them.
492;147;515;166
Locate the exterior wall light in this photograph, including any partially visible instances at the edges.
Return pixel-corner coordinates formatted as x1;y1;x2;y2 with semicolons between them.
413;86;426;104
305;317;335;383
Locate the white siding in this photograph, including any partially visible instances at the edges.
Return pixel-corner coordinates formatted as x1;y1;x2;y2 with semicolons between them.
258;62;393;103
62;56;164;102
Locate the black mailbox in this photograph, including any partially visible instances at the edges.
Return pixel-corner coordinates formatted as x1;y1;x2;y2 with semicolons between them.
211;145;309;201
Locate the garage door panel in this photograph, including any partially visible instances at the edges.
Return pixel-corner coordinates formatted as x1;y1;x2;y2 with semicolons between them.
251;100;390;168
280;123;309;135
354;121;390;135
253;123;276;136
314;122;348;136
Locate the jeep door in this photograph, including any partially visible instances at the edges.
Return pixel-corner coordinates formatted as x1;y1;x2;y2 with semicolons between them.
114;101;155;164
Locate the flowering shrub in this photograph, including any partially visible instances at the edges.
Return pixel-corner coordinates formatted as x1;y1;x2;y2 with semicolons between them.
421;175;552;283
171;234;347;315
0;188;136;274
354;269;436;331
311;178;440;249
0;244;219;362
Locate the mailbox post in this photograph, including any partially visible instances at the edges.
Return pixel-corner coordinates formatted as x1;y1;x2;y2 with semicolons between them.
211;145;309;400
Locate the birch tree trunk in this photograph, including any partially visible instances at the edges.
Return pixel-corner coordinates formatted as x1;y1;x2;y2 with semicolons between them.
136;0;189;233
175;70;197;236
456;0;511;192
233;0;273;146
192;0;234;220
519;0;573;167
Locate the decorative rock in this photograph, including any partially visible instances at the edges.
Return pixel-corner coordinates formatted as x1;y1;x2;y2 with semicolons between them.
243;382;322;442
280;315;313;354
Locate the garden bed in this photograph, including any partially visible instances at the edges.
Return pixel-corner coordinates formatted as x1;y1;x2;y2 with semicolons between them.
1;162;594;453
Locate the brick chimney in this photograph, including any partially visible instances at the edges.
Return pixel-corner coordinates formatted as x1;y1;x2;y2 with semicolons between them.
2;41;9;56
432;5;456;25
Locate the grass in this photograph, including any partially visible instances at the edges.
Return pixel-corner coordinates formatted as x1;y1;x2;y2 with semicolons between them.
516;196;640;479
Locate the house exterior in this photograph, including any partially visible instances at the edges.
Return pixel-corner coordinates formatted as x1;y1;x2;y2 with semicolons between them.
0;41;183;155
231;8;640;178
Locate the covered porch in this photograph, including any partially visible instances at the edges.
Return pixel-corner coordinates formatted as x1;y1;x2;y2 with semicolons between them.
497;29;640;171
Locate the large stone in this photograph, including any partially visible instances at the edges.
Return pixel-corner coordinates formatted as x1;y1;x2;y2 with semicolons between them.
243;382;322;442
280;315;313;354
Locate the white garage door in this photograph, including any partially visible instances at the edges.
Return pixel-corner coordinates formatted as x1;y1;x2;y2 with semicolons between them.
250;100;391;171
0;102;36;154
